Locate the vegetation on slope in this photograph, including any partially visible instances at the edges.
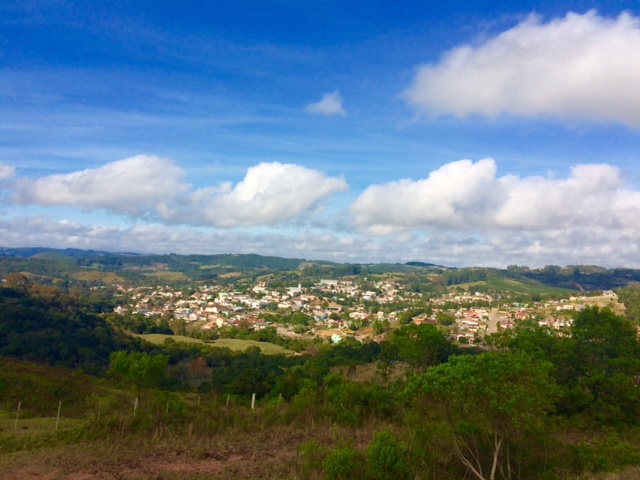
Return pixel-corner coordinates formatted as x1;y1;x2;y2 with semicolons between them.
4;254;640;478
3;247;640;291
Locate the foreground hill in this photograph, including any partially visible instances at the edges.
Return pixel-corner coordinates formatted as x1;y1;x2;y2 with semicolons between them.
3;272;640;478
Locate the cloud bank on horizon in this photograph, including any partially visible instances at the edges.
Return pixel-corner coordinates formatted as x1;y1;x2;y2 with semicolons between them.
3;153;640;268
1;6;640;268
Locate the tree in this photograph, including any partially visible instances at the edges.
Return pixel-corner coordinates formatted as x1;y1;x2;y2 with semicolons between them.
562;307;640;424
187;356;212;391
436;311;455;326
3;273;32;293
390;323;453;372
108;351;169;406
417;352;557;480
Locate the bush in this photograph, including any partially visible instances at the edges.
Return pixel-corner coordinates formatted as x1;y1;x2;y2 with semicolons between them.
366;430;411;480
323;445;365;480
298;439;326;478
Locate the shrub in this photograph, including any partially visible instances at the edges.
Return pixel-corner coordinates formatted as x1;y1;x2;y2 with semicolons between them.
298;439;326;478
366;430;411;480
323;445;365;480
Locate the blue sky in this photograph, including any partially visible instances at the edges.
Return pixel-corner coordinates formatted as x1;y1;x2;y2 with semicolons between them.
2;1;640;268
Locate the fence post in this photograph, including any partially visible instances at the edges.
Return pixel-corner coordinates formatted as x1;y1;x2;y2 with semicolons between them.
55;401;62;431
251;393;256;410
14;401;21;431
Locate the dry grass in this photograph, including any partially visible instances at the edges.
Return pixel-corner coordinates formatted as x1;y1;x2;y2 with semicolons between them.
219;272;243;279
578;468;640;480
0;424;373;479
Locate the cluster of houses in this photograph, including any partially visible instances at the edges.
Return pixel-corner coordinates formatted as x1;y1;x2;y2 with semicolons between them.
111;278;621;345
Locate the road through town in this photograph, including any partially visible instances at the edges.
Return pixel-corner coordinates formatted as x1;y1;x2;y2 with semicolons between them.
486;308;500;335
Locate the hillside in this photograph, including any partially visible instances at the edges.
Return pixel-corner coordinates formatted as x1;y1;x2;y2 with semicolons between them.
1;247;639;293
0;277;141;373
3;271;640;478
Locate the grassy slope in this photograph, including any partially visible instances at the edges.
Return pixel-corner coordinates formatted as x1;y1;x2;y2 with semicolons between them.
133;333;204;344
0;358;97;417
208;338;294;355
2;358;640;479
447;276;575;296
135;333;294;355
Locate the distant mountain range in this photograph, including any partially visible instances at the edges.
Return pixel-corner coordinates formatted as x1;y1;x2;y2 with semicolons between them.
0;247;639;292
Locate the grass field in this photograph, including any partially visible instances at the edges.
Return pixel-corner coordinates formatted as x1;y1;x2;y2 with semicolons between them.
135;334;294;355
208;338;294;355
0;412;84;437
134;333;203;344
70;271;126;284
144;271;189;281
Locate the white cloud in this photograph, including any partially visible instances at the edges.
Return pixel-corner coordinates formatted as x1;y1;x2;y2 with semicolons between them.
404;11;640;126
0;214;639;268
11;156;348;227
306;91;347;116
351;159;500;234
12;154;188;217
6;155;640;268
0;164;16;180
182;162;348;227
350;158;640;236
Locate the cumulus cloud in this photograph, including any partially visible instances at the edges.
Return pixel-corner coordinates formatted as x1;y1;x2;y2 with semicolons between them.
13;154;188;217
350;158;640;234
12;156;348;227
306;91;347;116
7;155;640;268
0;164;16;180
182;162;348;227
404;11;640;126
351;159;500;234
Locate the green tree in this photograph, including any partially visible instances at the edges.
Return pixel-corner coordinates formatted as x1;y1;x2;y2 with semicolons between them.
436;311;455;326
390;323;453;372
416;352;557;480
108;351;169;405
563;307;640;424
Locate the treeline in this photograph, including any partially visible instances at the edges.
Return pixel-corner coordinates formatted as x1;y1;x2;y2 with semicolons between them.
0;256;77;282
437;264;640;292
0;274;141;373
517;264;640;290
